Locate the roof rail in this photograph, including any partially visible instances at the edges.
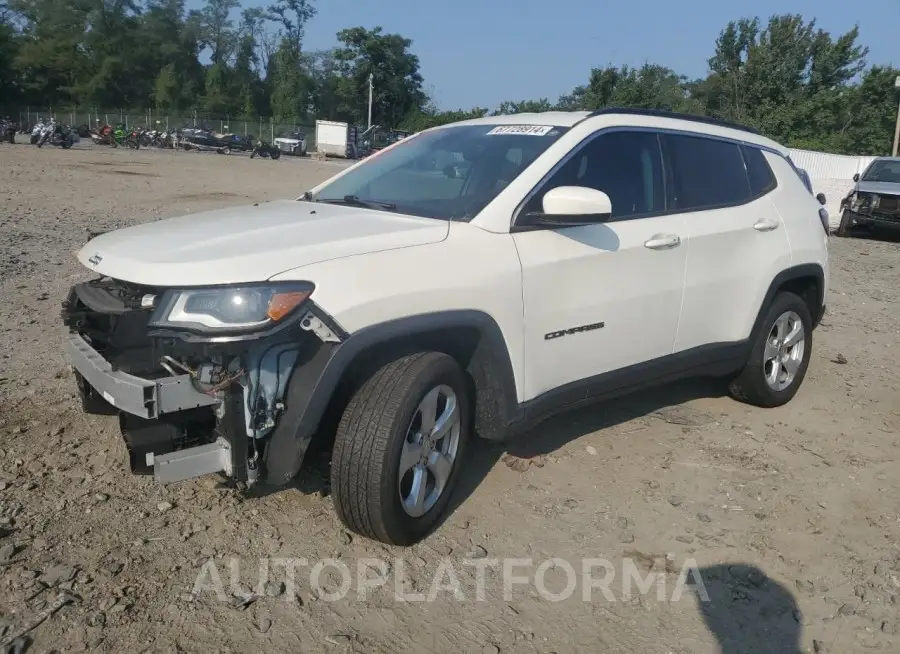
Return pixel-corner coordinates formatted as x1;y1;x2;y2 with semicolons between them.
585;107;761;136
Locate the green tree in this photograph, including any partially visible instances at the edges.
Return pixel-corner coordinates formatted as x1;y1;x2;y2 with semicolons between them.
153;62;178;109
333;26;426;127
493;98;554;115
198;0;238;65
202;60;230;114
0;10;21;106
265;0;315;122
9;0;91;105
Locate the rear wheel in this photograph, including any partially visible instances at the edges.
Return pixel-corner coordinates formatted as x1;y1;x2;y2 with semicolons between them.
270;148;281;160
729;291;812;407
331;352;471;545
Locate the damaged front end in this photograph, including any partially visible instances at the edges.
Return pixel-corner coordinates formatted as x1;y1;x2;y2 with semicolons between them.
844;189;900;228
61;277;345;487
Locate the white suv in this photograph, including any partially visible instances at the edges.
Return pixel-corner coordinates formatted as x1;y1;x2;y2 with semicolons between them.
62;109;829;545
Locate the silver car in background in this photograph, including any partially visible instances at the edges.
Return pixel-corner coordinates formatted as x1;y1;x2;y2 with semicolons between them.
837;157;900;236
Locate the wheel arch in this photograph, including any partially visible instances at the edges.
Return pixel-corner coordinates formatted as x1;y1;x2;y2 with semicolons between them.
261;310;520;485
750;264;826;342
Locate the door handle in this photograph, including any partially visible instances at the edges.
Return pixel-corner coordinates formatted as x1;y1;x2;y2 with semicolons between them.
753;218;780;232
644;234;681;250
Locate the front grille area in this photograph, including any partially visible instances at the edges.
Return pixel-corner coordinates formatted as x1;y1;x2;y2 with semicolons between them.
871;194;900;223
877;195;900;212
62;278;161;373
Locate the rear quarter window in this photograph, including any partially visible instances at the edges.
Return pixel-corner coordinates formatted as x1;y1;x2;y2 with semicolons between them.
741;145;776;197
665;134;751;211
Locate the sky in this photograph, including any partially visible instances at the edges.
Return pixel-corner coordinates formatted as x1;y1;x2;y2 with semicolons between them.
239;0;899;110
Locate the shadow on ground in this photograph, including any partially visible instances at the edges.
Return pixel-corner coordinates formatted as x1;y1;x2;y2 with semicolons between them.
839;224;900;243
693;563;803;654
440;376;727;530
259;377;729;537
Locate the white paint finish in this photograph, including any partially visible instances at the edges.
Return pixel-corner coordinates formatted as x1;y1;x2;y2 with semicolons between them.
76;109;832;407
270;222;529;401
765;154;830;308
512;215;687;399
673;195;792;351
78;200;449;287
541;186;611;217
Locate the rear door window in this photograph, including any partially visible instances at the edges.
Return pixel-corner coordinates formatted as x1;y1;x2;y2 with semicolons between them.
664;134;751;211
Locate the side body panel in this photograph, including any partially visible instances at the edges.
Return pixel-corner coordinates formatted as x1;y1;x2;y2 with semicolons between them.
512;215;687;400
765;154;830;308
269;221;528;401
673;192;792;351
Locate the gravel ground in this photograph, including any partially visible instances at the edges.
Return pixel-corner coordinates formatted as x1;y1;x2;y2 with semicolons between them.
0;142;899;654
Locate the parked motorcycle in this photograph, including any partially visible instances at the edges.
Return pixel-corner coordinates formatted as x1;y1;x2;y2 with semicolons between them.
249;139;281;160
110;124;140;149
30;119;46;144
37;120;77;148
0;117;17;144
90;124;114;145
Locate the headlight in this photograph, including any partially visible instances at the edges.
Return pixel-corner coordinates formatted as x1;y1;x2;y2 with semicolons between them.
149;283;313;334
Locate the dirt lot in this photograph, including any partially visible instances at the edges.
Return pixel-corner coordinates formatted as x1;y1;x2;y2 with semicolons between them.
0;142;898;654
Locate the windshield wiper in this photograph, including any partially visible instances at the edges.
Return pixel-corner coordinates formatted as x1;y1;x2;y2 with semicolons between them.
317;195;397;211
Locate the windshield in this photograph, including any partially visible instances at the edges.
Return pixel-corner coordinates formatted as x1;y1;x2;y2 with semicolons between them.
312;124;569;221
861;159;900;183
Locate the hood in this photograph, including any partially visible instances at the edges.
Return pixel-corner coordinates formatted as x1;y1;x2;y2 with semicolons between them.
274;137;304;144
78;200;449;287
856;181;900;195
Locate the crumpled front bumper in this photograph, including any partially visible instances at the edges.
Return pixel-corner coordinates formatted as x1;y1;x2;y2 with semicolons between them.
66;333;217;419
67;332;237;482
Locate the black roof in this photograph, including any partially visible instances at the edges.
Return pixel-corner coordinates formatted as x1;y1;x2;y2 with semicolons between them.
585;107;761;136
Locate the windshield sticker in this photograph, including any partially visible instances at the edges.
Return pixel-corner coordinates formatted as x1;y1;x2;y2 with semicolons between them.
486;125;554;136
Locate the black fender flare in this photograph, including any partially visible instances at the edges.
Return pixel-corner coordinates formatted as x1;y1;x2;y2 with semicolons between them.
748;263;826;344
261;309;520;485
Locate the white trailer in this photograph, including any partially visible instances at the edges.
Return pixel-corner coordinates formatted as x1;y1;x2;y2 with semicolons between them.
315;120;358;158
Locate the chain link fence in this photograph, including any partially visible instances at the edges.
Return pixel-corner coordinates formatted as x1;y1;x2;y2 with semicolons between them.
15;107;319;147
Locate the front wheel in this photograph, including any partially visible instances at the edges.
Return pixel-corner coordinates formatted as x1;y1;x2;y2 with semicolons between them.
836;209;855;237
331;352;471;545
728;291;813;407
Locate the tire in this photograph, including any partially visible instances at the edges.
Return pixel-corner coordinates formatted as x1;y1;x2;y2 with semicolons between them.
270;149;281;160
728;291;813;407
331;352;471;545
836;209;854;236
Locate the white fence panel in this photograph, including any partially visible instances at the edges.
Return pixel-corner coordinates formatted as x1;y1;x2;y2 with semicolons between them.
787;148;876;181
786;148;880;228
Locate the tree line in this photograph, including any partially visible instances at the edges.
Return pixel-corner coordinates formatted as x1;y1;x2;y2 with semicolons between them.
1;2;897;155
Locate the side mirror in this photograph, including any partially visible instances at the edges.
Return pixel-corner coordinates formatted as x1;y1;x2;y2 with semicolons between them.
853;173;860;182
525;186;612;226
816;192;826;206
